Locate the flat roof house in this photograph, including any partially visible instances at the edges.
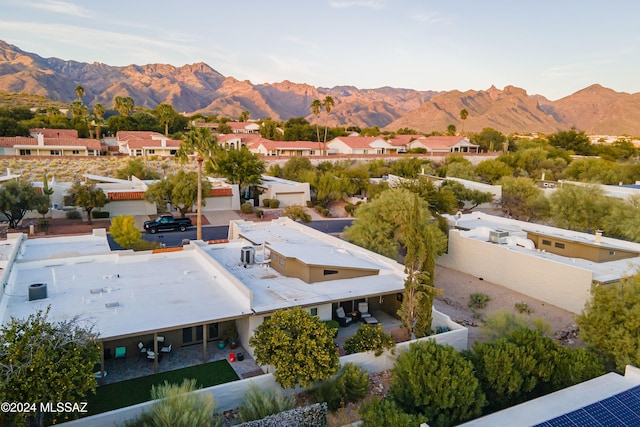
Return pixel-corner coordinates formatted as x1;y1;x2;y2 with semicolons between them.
0;218;465;376
439;212;640;314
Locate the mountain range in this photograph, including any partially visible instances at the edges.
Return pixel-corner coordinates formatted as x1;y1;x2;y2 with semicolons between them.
1;40;640;135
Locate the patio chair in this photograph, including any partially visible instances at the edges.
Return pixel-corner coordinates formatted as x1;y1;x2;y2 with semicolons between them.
160;343;172;355
157;336;165;345
358;302;372;319
137;341;147;358
146;350;156;361
114;346;126;360
335;307;353;327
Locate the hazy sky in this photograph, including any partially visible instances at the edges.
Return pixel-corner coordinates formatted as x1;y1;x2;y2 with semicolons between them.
1;0;639;100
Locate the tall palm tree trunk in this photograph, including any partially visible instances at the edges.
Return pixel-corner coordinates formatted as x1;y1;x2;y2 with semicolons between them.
197;156;203;241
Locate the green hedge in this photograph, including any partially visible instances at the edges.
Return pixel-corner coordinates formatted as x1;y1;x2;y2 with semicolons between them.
268;199;280;208
91;211;110;219
65;210;82;220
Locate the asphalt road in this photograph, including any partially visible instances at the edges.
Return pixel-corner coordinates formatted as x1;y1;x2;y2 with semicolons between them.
106;219;354;250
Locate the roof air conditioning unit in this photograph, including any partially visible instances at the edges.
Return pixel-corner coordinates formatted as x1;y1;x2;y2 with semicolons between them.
241;246;255;265
28;283;47;301
489;230;509;244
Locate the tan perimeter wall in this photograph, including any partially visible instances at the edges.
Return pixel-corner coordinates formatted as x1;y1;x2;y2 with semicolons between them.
437;231;594;314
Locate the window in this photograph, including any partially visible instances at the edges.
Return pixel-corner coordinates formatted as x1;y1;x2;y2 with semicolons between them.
19;149;31;155
263;316;271;322
609;250;616;256
182;327;193;343
71;150;80;155
170;150;177;155
554;242;565;249
323;269;338;276
148;149;155;154
208;323;219;339
50;150;61;155
310;307;318;316
542;239;551;246
279;258;285;266
195;325;203;341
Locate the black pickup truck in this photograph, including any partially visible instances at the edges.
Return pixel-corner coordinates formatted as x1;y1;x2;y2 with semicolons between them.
143;215;192;234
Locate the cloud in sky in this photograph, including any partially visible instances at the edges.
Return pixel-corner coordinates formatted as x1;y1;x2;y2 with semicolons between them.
329;0;387;9
26;0;93;18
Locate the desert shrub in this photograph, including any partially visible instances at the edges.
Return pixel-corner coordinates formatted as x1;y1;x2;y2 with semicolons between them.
241;202;254;214
262;198;271;207
238;383;296;422
468;292;491;309
314;205;332;217
344;324;395;356
344;204;357;215
91;210;110;219
389;340;485;426
434;325;451;334
481;310;549;342
126;379;219;427
37;219;50;232
515;301;533;314
313;363;370;411
65;209;82;219
323;320;339;338
268;199;280;208
130;240;163;251
313;375;346;411
255;209;264;218
282;205;312;223
360;397;427;427
340;363;370;402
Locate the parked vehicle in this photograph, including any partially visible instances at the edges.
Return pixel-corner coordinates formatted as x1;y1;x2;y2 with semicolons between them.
143;215;192;234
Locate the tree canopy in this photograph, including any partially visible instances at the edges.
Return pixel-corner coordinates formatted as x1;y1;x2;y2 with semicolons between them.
578;273;640;372
0;180;49;228
205;146;265;196
0;308;100;426
389;340;485;427
343;188;447;261
248;307;339;388
63;181;108;224
144;170;211;218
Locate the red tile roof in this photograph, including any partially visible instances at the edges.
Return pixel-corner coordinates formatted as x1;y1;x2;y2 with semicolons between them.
107;191;145;201
387;134;425;146
209;187;233;197
422;136;469;148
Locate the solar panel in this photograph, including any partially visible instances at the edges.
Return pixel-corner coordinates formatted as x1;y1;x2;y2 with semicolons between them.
533;385;640;427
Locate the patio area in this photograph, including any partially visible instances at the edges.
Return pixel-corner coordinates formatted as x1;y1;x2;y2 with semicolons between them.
335;310;404;349
101;342;263;385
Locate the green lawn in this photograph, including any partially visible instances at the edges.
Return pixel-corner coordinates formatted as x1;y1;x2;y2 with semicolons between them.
86;360;239;415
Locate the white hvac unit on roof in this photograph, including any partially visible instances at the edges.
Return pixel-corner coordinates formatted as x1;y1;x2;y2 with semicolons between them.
489;230;509;244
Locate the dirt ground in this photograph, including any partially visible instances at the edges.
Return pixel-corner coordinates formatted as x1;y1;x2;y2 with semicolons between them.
433;265;581;348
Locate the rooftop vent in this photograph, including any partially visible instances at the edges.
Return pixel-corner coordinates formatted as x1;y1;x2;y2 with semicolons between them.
241;246;255;265
28;283;47;301
489;230;509;244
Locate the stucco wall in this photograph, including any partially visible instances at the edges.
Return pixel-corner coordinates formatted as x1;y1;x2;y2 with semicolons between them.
438;231;594;314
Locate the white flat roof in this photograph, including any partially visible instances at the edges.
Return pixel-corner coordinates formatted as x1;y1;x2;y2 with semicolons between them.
460;371;640;426
1;219;407;340
2;241;250;340
449;212;640;283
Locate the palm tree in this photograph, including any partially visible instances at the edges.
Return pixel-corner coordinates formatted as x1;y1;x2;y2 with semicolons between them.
156;103;176;136
322;96;335;149
310;99;322;153
75;85;85;102
460;109;469;135
176;126;218;240
113;96;135;116
93;103;105;139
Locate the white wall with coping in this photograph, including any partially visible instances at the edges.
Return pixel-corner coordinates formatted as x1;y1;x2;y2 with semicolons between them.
59;326;467;427
438;230;594;314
